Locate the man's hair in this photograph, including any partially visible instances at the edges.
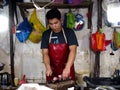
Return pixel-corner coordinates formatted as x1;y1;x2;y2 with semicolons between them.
46;8;61;20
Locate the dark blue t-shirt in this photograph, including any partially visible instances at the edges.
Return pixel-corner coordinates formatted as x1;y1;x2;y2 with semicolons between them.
41;27;78;49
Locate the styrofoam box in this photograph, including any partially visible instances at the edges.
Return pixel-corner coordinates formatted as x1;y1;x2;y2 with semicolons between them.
17;83;53;90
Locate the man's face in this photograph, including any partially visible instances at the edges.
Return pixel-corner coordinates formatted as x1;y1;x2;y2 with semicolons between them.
48;18;62;32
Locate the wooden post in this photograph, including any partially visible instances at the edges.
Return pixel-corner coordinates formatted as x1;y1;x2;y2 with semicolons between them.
93;0;102;78
9;0;15;86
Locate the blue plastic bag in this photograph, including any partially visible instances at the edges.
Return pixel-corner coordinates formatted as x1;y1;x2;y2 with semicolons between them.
74;13;84;31
16;18;32;42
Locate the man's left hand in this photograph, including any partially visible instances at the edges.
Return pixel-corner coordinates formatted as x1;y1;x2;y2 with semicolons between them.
62;67;70;80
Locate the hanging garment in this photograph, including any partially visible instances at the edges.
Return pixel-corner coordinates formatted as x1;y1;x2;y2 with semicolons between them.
46;29;75;82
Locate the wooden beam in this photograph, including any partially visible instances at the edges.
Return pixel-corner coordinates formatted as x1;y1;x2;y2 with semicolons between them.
17;1;93;9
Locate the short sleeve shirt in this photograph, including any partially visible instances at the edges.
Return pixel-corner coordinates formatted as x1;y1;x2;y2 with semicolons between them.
41;27;78;49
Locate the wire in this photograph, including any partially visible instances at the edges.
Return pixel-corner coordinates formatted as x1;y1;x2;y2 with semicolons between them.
32;0;55;10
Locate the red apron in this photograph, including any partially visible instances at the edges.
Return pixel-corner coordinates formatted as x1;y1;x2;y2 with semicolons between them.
46;29;75;82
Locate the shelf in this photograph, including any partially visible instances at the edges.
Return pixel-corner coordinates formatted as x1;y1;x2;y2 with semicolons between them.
17;1;93;29
17;1;93;9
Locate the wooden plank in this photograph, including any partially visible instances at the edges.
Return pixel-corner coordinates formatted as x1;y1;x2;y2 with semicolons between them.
17;1;93;9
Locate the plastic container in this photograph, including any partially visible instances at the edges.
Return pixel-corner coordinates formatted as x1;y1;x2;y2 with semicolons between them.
1;74;8;89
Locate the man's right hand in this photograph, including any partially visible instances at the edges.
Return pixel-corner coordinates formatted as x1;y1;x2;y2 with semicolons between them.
46;67;52;76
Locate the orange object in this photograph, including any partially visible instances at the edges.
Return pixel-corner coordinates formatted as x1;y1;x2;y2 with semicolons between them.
91;31;106;52
96;31;106;51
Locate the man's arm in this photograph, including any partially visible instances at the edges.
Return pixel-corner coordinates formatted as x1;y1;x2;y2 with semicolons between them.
62;45;77;79
42;49;52;76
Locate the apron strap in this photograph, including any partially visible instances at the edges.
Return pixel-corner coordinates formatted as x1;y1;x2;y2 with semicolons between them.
49;28;68;43
49;31;53;43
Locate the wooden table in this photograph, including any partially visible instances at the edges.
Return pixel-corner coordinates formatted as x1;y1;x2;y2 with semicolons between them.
46;80;75;90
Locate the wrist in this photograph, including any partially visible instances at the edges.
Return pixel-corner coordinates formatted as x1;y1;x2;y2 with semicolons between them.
65;65;71;70
46;65;51;70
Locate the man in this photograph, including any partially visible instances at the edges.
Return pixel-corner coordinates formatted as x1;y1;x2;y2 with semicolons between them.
41;8;78;83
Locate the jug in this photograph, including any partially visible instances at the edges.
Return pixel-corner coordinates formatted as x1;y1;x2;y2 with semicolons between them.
0;72;11;87
115;69;120;77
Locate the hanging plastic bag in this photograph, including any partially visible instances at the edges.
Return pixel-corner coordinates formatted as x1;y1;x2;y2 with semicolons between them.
16;18;32;42
111;42;118;51
29;9;46;43
63;13;67;28
91;32;97;52
74;13;84;31
91;30;106;52
113;30;120;48
96;31;106;51
66;11;75;29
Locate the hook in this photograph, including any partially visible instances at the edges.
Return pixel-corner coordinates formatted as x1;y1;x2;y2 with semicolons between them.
32;0;55;10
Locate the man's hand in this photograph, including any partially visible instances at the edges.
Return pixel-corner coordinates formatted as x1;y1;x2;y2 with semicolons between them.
42;49;52;77
46;67;52;76
62;45;77;80
62;67;70;80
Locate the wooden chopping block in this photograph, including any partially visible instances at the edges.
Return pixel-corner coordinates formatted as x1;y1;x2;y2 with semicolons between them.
46;80;75;90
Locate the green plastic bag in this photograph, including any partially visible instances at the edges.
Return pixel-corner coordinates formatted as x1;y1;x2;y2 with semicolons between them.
66;11;75;29
114;30;120;48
